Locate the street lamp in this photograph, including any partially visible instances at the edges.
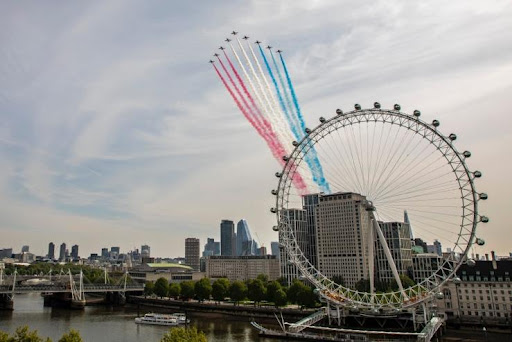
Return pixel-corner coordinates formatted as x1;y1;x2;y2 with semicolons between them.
482;326;487;341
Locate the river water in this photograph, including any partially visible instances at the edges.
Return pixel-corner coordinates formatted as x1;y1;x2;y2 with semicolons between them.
0;293;279;342
1;294;509;341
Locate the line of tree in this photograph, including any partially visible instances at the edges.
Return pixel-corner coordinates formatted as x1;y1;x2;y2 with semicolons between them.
0;326;82;342
144;275;320;309
1;326;206;342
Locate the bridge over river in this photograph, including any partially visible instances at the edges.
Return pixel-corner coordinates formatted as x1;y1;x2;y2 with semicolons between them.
0;270;144;310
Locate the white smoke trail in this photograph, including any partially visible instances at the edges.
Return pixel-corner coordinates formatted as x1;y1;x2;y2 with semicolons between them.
236;37;294;156
228;41;271;133
246;41;296;154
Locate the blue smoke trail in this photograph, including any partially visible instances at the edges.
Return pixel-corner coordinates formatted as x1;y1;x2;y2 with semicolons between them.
279;53;330;193
258;45;301;142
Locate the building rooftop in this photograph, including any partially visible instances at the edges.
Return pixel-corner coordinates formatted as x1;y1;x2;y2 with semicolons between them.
145;262;192;270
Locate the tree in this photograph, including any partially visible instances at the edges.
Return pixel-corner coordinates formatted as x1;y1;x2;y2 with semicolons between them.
0;326;51;342
144;281;155;297
390;275;415;291
212;278;230;303
247;279;266;306
331;275;345;286
266;281;282;304
297;286;318;308
229;281;247;305
355;279;370;292
160;326;206;342
58;330;82;342
273;288;288;307
168;283;181;299
194;278;212;302
286;280;305;305
180;281;195;300
256;274;269;284
154;278;170;299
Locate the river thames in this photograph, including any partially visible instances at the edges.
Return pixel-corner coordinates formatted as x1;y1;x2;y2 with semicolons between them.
0;293;284;341
1;294;509;341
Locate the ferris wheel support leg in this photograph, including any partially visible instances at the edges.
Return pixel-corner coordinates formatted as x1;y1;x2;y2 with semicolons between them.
368;221;375;303
371;217;409;301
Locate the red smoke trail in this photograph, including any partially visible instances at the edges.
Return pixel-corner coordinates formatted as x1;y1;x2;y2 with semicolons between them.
212;63;307;194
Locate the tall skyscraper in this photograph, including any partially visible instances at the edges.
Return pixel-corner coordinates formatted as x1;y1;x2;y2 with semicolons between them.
236;219;256;256
374;221;413;283
110;247;120;259
314;192;372;288
185;238;200;271
141;245;150;259
59;243;66;262
71;245;79;260
203;238;221;257
270;242;280;258
220;220;236;256
48;242;55;260
101;248;109;259
279;208;309;285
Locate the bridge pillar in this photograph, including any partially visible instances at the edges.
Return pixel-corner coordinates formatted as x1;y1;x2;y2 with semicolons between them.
105;291;126;306
0;294;13;310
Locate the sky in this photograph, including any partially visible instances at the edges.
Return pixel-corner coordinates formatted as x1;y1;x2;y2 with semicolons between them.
1;0;511;258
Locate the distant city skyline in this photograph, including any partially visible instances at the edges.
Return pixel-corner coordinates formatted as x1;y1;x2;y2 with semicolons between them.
1;1;510;257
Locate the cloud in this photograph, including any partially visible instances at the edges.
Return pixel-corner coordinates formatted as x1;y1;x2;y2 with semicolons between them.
0;0;511;257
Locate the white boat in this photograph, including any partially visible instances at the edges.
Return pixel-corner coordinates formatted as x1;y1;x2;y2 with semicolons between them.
134;313;189;326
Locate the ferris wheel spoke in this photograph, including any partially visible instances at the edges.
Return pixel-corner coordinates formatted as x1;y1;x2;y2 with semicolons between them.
369;125;418;200
373;152;447;202
376;174;457;204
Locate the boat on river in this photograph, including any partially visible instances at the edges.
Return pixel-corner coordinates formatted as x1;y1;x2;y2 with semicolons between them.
134;313;189;326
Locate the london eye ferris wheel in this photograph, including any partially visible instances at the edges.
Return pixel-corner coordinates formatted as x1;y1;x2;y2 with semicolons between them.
271;103;488;312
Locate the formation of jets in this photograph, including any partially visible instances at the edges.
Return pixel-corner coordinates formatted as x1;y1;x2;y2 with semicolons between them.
210;31;282;63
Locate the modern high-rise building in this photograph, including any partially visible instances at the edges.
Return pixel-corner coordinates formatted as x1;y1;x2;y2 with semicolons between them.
48;242;55;260
185;238;200;271
236;219;256;256
220;220;236;256
270;242;280;258
59;243;66;262
374;221;413;283
101;248;109;259
314;192;372;288
71;245;79;260
203;238;221;257
279;208;309;285
141;245;150;259
110;247;120;259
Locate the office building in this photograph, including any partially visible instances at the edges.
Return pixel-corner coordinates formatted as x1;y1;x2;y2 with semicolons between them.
110;247;120;259
236;219;256;256
412;253;442;282
203;238;220;257
374;221;413;283
141;245;150;259
438;257;512;325
48;242;55;260
279;208;308;285
220;220;236;256
101;248;109;259
59;243;66;262
185;238;200;271
0;248;13;259
314;192;372;288
71;245;79;260
271;242;280;258
206;255;280;281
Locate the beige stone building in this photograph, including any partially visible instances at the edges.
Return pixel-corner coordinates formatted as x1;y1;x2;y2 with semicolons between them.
205;255;280;281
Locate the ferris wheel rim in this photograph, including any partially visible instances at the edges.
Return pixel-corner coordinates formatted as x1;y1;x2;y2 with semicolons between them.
274;106;482;311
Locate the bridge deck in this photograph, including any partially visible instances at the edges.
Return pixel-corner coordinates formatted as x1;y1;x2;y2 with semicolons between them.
0;284;143;294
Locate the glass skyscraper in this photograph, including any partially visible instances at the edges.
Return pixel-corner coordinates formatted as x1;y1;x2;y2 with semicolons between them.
220;220;236;256
236;219;256;256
